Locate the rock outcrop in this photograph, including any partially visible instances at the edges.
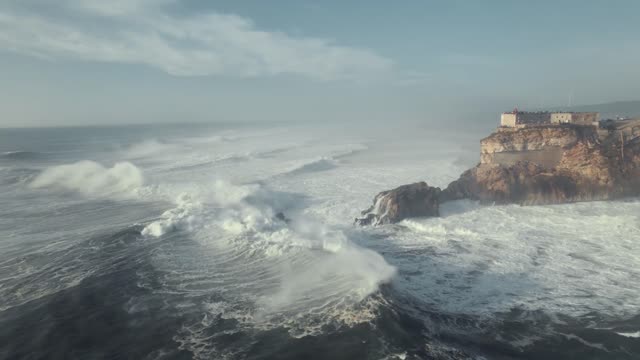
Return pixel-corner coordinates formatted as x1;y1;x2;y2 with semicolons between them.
356;124;640;225
356;182;440;226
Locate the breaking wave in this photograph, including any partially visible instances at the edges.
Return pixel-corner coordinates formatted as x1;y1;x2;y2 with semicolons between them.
276;144;368;177
617;331;640;338
30;160;144;198
142;180;397;337
284;157;338;176
6;124;640;359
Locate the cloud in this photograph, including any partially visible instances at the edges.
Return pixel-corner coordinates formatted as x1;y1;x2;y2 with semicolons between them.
0;0;392;80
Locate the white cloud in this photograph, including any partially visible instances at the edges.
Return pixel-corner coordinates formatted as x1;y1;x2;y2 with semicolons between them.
0;0;392;80
72;0;174;16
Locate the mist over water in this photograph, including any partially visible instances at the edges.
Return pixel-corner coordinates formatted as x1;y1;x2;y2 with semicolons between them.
1;122;639;359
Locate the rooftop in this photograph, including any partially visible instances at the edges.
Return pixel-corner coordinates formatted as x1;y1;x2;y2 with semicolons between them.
502;110;599;115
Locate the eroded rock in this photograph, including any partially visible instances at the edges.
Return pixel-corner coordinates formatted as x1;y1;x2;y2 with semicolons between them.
357;124;640;225
355;182;441;226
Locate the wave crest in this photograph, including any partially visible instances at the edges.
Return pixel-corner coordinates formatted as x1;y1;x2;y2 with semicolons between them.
30;160;144;197
142;180;396;335
1;151;42;160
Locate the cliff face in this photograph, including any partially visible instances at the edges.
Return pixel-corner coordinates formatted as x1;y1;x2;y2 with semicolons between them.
479;126;598;167
481;126;594;154
357;124;640;225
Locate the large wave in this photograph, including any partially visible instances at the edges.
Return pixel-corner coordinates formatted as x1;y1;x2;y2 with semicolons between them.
30;160;144;198
142;180;396;337
274;144;368;178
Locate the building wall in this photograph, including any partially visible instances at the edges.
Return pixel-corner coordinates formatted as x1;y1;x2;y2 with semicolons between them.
501;111;600;127
517;112;550;125
500;113;517;127
551;113;572;124
571;112;599;126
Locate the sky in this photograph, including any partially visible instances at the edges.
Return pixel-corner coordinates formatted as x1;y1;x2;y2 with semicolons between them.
1;0;639;128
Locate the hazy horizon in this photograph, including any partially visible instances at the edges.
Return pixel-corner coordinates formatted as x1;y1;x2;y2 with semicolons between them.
3;4;640;358
2;0;640;128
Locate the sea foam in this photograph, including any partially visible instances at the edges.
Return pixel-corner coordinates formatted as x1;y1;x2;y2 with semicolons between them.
141;179;396;337
30;160;144;197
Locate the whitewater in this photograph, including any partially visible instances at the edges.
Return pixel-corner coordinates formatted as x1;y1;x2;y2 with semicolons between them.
1;122;639;359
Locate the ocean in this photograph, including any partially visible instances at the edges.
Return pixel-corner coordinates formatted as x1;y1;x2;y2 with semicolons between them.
1;122;639;360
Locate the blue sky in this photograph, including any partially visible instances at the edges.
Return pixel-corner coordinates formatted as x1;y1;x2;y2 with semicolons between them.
1;0;639;127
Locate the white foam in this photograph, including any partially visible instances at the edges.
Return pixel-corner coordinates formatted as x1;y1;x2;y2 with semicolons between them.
141;179;396;338
616;331;640;338
30;160;144;198
205;125;640;320
368;201;640;318
11;123;640;355
141;193;202;237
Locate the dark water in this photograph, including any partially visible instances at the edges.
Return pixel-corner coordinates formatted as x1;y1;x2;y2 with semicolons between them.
3;227;638;360
1;125;639;360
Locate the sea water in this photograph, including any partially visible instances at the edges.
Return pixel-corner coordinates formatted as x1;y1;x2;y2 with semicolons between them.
1;122;639;359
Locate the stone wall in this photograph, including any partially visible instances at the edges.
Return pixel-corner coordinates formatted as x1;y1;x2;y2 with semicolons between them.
551;112;599;125
500;113;516;127
551;113;572;124
571;112;599;126
516;112;551;125
501;112;551;127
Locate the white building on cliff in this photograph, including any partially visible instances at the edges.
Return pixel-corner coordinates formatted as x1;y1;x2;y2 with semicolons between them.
500;109;599;128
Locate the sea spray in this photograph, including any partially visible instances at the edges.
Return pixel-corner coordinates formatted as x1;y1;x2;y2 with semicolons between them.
140;180;397;336
30;160;144;197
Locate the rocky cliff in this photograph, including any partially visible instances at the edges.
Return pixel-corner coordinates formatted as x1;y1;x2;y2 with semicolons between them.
357;124;640;225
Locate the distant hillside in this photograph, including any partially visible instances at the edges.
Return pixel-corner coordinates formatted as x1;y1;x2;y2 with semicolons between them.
552;100;640;119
